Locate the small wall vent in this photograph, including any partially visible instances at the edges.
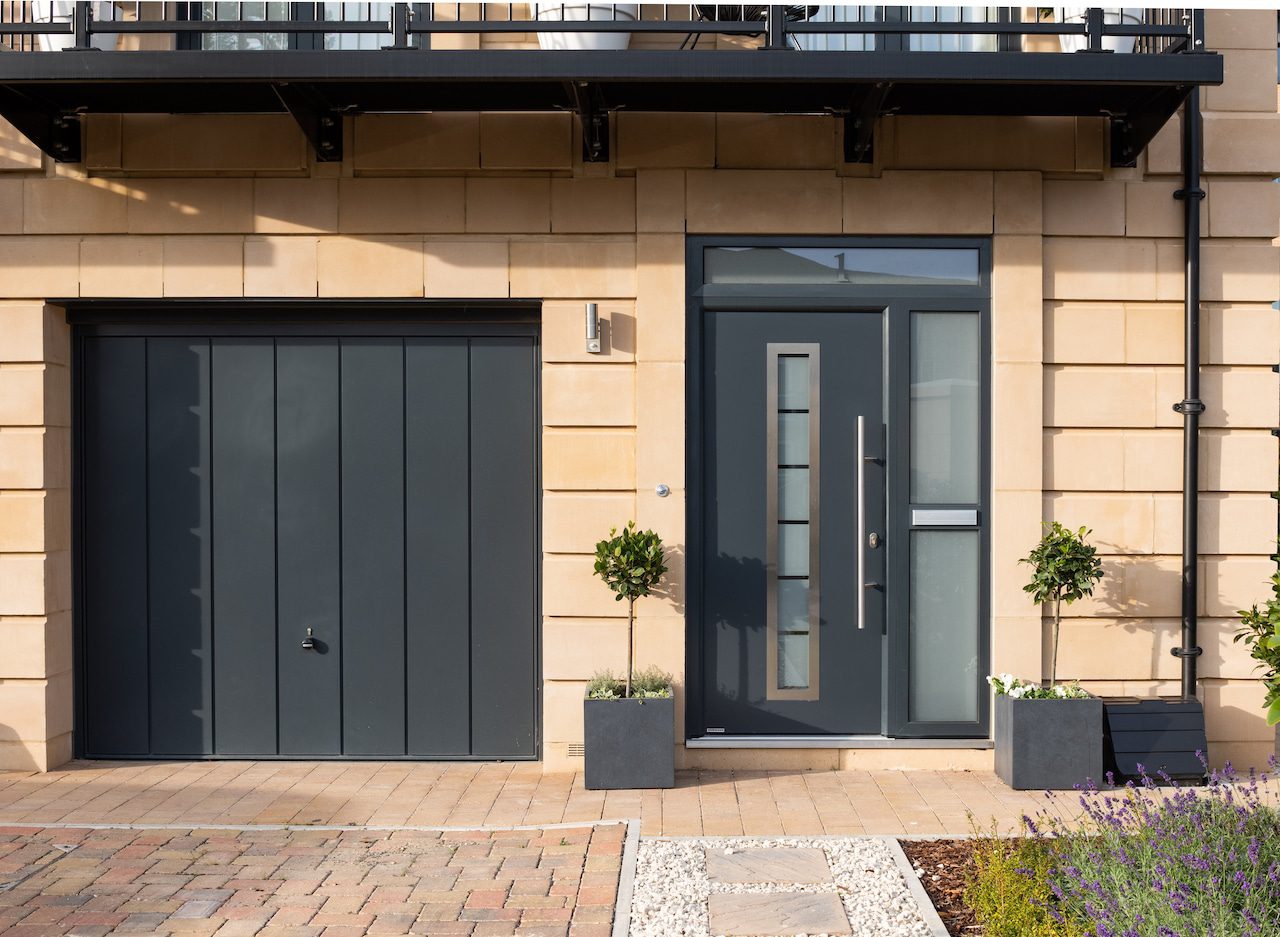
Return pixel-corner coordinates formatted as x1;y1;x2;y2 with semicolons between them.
568;743;585;758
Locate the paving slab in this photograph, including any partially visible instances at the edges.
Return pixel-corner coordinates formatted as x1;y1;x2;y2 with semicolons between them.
704;847;831;884
708;892;851;936
0;824;624;936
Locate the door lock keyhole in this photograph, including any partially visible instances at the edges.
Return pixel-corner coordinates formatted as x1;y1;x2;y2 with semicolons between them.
868;532;881;549
301;627;317;650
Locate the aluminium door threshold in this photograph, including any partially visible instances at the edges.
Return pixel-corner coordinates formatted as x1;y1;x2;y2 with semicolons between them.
685;735;994;750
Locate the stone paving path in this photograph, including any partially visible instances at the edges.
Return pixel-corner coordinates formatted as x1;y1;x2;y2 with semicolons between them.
0;762;1052;837
0;823;623;937
628;838;937;937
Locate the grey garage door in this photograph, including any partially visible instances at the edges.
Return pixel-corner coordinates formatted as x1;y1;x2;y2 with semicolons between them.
76;319;538;759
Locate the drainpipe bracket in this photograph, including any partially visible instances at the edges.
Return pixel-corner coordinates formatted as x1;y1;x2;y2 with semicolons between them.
1172;399;1205;414
1173;187;1206;200
1170;646;1203;658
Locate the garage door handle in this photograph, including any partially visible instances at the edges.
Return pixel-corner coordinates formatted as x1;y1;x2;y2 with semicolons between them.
301;628;317;650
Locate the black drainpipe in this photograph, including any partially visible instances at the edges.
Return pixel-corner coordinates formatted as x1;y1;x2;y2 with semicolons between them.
1172;86;1205;701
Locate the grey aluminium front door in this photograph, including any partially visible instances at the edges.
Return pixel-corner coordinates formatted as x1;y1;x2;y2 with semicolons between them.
701;310;886;735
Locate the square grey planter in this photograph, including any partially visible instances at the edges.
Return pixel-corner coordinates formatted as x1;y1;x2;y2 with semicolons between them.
584;696;675;790
995;694;1104;791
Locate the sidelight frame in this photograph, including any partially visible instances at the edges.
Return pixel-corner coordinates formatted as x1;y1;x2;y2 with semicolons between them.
686;237;991;743
66;299;543;762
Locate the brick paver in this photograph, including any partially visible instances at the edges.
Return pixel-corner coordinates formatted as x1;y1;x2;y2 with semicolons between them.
0;762;1061;836
0;824;622;937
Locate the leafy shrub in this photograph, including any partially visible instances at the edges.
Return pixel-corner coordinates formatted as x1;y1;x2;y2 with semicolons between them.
1029;761;1280;937
966;826;1085;937
1020;522;1105;689
593;522;668;698
1233;546;1280;726
586;667;673;701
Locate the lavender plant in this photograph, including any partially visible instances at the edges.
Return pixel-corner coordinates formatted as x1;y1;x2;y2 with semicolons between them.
1025;758;1280;937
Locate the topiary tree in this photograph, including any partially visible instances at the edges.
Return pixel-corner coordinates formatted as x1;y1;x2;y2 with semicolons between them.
593;521;668;698
1020;522;1105;690
1233;546;1280;726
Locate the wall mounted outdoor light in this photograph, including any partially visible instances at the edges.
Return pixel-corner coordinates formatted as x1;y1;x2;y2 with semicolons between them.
586;302;601;353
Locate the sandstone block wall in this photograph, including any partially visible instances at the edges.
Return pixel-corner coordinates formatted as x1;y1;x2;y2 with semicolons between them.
0;8;1275;772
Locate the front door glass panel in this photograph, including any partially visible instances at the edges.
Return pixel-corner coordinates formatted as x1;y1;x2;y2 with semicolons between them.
767;346;820;698
905;310;984;730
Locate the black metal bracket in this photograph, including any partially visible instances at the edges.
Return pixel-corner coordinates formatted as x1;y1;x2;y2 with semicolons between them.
272;83;343;162
1110;85;1190;168
566;81;609;163
0;86;80;162
383;3;414;50
1173;187;1206;200
1170;646;1203;659
762;6;790;51
68;1;95;51
843;83;892;164
1172;398;1205;414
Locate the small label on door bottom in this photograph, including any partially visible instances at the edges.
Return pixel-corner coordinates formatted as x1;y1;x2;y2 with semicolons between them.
706;727;726;734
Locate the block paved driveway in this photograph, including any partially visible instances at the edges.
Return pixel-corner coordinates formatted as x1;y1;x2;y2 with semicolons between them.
0;823;623;937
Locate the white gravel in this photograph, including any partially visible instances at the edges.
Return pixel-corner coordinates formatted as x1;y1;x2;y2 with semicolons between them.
629;837;937;937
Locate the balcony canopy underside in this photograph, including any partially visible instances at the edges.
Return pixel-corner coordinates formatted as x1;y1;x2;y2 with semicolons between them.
0;49;1223;166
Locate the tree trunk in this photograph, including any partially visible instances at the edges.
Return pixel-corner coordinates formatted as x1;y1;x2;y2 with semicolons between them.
1050;594;1062;689
625;597;635;698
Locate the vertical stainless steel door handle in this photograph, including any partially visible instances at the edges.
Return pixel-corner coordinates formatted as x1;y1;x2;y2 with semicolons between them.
856;415;866;630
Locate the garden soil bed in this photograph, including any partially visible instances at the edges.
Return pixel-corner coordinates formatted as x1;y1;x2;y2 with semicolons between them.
899;839;979;936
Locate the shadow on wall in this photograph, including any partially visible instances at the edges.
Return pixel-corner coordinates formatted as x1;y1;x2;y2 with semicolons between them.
647;541;685;618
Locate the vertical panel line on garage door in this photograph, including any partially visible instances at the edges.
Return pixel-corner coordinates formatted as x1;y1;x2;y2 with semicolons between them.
207;338;217;752
337;340;345;755
274;339;281;752
402;339;409;756
466;340;474;754
143;338;152;756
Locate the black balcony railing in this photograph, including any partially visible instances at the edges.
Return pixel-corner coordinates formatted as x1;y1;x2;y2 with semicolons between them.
0;5;1222;169
0;4;1206;55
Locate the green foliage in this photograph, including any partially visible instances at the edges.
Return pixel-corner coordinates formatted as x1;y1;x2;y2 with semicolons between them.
592;522;668;698
1020;522;1105;688
987;674;1089;700
965;826;1083;937
593;522;668;605
586;668;673;700
1233;544;1280;726
1021;522;1105;609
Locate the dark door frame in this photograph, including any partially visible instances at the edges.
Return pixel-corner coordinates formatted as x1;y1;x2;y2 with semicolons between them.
685;237;992;742
64;299;543;761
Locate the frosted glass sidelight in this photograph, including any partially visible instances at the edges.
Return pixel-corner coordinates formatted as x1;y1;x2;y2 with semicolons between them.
778;356;810;410
778;469;810;521
778;413;810;466
910;313;979;504
766;342;820;700
777;580;810;633
909;531;980;722
778;633;811;689
777;524;810;578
